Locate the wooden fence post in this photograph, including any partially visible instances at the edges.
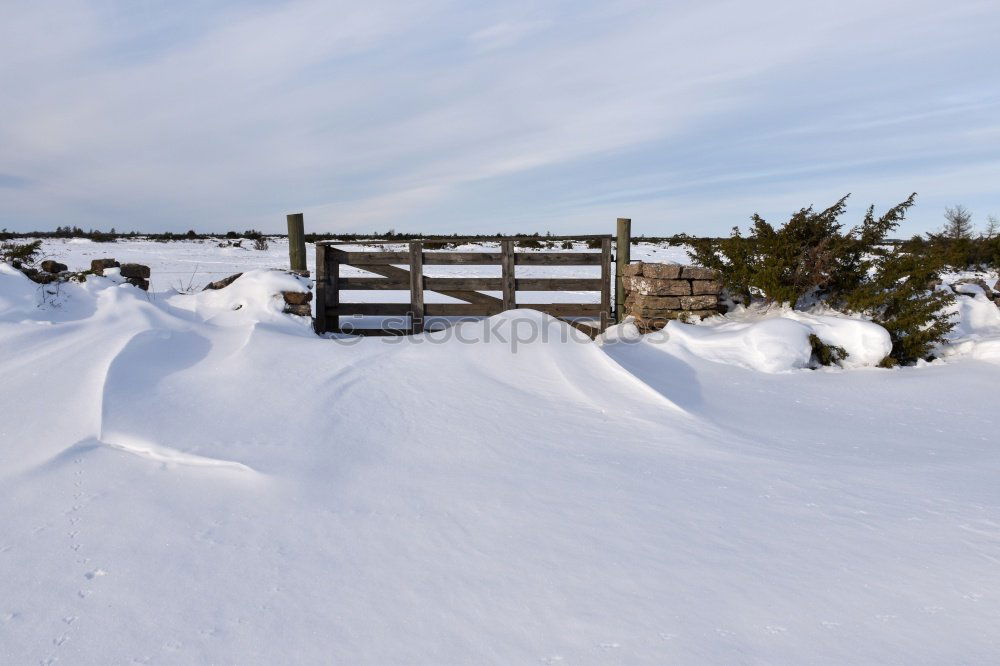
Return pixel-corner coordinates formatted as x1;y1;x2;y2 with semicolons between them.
314;243;327;334
501;240;516;312
287;213;307;275
409;242;424;334
328;247;342;333
314;243;341;334
615;217;631;323
601;237;612;331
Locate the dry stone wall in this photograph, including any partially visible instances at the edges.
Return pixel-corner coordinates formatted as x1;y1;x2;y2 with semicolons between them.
622;262;723;332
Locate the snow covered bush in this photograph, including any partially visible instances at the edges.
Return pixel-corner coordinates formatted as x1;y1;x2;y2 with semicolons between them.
808;334;848;366
0;239;42;270
688;194;955;365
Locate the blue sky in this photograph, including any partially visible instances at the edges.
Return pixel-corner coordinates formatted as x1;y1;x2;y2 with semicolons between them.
2;0;999;236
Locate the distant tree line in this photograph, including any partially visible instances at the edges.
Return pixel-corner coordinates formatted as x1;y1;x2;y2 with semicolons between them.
0;227;272;243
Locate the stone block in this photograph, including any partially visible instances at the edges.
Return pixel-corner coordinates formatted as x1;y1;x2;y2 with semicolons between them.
90;258;120;276
625;293;681;310
283;303;312;317
282;291;313;305
680;266;718;280
624;276;691;296
641;263;682;279
622;262;643;277
119;263;151;279
40;260;67;273
691;280;721;295
624;306;675;320
680;295;718;310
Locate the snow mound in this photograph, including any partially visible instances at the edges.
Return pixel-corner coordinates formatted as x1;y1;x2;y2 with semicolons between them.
596;316;642;345
782;310;892;367
938;287;1000;362
175;269;311;327
948;288;1000;338
954;282;987;297
641;311;892;372
0;263;40;320
654;317;814;373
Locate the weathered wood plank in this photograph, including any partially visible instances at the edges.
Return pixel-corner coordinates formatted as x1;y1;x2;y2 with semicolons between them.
336;327;411;336
600;237;612;331
425;303;603;317
427;303;502;316
521;303;603;317
515;253;602;266
427;251;601;265
515;278;603;291
314;243;327;334
415;277;604;291
345;262;502;305
318;234;611;245
339;277;409;289
424;253;501;265
329;303;412;316
329;248;343;334
328;303;603;317
501;240;515;312
424;278;501;291
339;251;603;266
409;242;424;334
339;276;603;292
342;251;409;264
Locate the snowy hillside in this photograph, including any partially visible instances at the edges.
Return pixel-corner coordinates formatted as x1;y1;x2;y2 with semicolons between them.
2;242;1000;663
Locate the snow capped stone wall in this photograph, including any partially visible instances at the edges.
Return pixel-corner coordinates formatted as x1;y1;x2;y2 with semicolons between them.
621;262;723;332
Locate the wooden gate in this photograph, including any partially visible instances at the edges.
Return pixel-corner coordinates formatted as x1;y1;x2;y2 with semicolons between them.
314;236;612;337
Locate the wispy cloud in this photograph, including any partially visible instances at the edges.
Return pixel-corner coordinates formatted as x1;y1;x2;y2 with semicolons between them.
468;20;548;52
1;0;998;234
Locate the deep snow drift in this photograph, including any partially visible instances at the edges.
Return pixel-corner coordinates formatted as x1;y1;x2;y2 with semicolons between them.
2;253;1000;664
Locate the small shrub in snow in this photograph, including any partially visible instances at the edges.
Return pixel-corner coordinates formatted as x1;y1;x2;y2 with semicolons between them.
253;236;269;251
1;240;42;269
808;334;848;367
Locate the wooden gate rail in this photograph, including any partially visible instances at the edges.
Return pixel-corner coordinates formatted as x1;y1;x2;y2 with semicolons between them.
315;238;612;338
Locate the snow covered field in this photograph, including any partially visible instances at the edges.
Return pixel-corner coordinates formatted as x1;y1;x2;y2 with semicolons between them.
2;239;1000;663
